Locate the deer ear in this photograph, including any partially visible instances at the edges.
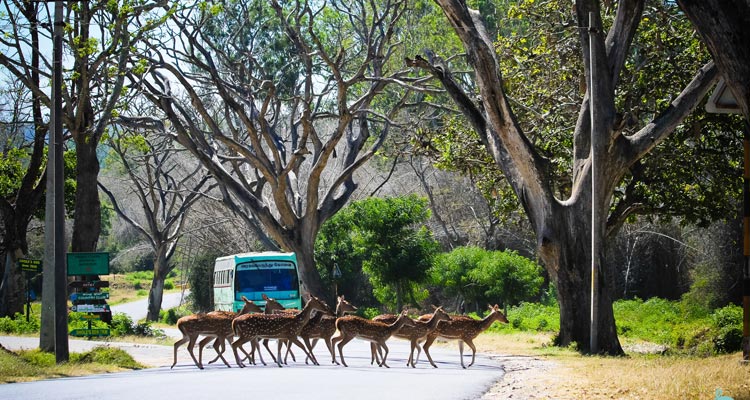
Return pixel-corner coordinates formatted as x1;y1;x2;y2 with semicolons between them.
241;295;249;302
262;293;269;300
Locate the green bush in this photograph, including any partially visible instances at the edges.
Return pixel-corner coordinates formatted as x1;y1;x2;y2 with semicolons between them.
164;279;175;290
488;302;559;333
18;349;56;367
0;312;41;334
710;305;743;354
109;313;135;336
160;306;191;325
72;346;143;369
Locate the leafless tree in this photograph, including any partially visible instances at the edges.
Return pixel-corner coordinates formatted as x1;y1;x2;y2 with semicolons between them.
132;0;418;297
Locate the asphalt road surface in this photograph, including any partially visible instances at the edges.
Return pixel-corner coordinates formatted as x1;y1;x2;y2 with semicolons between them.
0;292;507;399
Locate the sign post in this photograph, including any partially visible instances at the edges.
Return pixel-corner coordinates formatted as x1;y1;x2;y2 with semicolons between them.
67;252;111;338
18;258;41;322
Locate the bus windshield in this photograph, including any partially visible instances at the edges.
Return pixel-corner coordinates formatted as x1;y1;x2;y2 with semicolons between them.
235;261;298;292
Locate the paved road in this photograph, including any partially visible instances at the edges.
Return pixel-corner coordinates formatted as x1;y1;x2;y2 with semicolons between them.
0;335;504;400
0;292;508;399
110;290;190;322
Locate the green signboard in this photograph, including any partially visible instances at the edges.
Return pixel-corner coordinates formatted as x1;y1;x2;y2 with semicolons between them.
18;258;42;273
67;252;109;276
70;328;110;337
71;304;110;313
71;292;110;301
76;314;101;321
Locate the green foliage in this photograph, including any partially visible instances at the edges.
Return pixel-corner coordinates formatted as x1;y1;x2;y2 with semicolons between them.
109;313;136;336
159;306;191;325
0;348;43;378
187;251;219;313
710;305;743;354
361;307;383;320
17;349;56;367
430;246;544;309
0;312;40;334
70;346;143;369
485;302;560;333
316;195;439;310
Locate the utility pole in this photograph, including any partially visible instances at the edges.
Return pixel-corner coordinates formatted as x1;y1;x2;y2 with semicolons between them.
588;11;600;355
40;0;68;363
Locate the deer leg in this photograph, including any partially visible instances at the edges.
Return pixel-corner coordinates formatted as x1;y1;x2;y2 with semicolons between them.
289;337;315;365
372;343;384;365
187;335;203;369
458;340;466;369
262;338;278;364
213;336;232;367
414;339;424;365
197;336;213;366
321;337;336;365
251;338;266;366
408;339;418;368
275;339;284;368
465;338;477;368
171;334;190;369
377;342;390;368
335;335;354;367
422;334;438;368
231;336;251;368
286;340;297;363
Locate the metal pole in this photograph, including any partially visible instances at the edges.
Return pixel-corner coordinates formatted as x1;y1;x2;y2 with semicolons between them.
51;0;69;363
743;123;750;363
588;11;599;354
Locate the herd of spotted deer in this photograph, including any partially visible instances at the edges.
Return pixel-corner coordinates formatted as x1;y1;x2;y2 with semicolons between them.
172;294;509;370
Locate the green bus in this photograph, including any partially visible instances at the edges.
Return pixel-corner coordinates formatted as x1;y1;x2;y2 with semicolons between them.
213;252;302;312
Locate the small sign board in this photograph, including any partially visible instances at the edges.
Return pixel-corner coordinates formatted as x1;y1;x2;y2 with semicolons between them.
70;328;110;337
71;292;110;301
76;314;101;321
18;258;42;273
68;280;109;289
71;304;110;313
706;78;741;114
67;252;110;276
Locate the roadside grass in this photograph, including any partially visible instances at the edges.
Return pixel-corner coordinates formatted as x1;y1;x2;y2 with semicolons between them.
0;345;145;384
472;332;750;400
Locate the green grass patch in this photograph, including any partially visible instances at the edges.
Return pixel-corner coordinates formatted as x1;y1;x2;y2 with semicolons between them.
0;346;144;383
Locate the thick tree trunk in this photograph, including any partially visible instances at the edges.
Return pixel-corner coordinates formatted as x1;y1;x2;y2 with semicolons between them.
540;202;623;354
72;137;101;253
292;241;325;302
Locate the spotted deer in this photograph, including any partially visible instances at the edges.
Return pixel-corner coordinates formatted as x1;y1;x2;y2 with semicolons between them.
299;295;358;365
255;293;298;365
331;309;416;368
420;304;508;368
231;296;329;367
371;305;452;367
171;296;261;369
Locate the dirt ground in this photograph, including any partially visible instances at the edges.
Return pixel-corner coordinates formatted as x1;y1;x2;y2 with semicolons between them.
480;354;562;400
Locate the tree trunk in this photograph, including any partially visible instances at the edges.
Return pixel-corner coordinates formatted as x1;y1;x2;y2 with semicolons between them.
0;250;25;317
540;202;623;354
292;241;325;302
71;137;101;253
146;248;169;321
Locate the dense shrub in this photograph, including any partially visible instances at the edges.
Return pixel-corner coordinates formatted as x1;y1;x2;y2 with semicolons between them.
710;305;743;354
0;313;41;334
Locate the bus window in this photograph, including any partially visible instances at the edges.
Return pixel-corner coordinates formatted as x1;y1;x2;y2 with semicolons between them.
236;267;298;292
